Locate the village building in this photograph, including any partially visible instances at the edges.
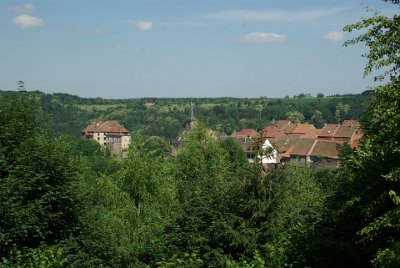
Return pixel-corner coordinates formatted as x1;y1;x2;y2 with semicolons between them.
171;101;198;149
144;102;156;108
231;119;362;169
231;128;260;141
81;120;131;156
171;101;227;152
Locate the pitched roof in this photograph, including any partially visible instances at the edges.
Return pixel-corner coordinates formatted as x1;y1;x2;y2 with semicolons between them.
281;145;295;158
231;128;260;139
274;120;292;130
271;134;301;153
262;126;285;139
342;120;360;127
334;125;357;138
318;124;340;137
83;120;129;134
310;141;340;159
287;123;320;137
291;138;316;156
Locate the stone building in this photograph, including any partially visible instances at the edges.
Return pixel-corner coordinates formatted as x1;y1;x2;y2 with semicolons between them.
82;120;131;156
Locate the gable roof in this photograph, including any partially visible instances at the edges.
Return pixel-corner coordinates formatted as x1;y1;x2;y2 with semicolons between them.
231;128;260;139
262;126;286;139
274;120;292;130
83;120;129;134
334;125;357;138
310;141;340;159
291;138;316;156
291;123;316;134
342;120;360;127
318;124;340;138
271;134;301;153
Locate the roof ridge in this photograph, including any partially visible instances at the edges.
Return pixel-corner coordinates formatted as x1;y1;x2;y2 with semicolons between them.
307;139;319;156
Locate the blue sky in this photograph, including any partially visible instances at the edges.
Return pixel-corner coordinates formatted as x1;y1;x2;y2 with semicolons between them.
0;1;397;98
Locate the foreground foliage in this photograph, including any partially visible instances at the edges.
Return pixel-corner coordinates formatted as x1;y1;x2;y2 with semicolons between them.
1;1;399;267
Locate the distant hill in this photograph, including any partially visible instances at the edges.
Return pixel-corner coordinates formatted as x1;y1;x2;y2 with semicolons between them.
0;90;374;139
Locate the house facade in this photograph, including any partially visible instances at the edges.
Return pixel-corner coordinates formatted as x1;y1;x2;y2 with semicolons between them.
82;120;131;156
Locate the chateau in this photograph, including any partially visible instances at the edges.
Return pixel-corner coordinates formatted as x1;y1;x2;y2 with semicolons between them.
82;120;131;156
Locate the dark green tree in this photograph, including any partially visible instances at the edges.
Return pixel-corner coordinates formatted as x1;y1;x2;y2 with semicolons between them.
0;92;81;261
313;1;400;266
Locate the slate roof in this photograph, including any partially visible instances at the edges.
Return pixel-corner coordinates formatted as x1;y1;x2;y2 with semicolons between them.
83;120;129;134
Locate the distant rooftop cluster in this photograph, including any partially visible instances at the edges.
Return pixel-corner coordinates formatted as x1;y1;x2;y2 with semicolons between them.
230;119;362;169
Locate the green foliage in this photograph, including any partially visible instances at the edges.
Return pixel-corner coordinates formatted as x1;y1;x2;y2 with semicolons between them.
311;1;400;266
0;90;372;139
285;111;305;124
156;253;203;268
0;93;81;260
2;4;398;264
251;166;325;267
344;4;400;82
164;124;254;266
0;246;66;268
226;251;265;268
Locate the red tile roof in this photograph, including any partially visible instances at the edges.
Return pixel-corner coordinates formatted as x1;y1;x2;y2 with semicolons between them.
342;120;360;127
262;126;285;139
271;134;301;153
281;145;295;158
274;120;292;130
334;125;357;138
291;138;316;156
287;123;319;137
318;124;339;137
231;128;260;139
83;120;129;134
310;141;340;159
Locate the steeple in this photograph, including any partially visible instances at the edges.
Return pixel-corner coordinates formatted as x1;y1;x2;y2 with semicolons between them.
186;100;197;130
189;100;196;121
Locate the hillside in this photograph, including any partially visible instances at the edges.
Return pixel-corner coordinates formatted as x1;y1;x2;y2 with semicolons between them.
0;89;374;139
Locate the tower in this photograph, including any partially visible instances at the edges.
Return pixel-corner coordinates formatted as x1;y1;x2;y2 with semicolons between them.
186;100;197;130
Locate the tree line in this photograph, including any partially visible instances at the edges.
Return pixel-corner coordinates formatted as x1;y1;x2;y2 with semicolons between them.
0;89;373;140
1;1;399;266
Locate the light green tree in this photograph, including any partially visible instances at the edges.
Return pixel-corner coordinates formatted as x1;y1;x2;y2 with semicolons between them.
286;111;305;124
318;1;400;266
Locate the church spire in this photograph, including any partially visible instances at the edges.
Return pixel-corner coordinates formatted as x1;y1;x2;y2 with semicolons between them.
188;99;196;122
186;99;197;130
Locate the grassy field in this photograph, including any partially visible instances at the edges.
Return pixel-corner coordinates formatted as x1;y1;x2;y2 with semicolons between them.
77;104;126;111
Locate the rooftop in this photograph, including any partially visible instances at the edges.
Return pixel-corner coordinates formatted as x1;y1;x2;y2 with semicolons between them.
83;120;129;134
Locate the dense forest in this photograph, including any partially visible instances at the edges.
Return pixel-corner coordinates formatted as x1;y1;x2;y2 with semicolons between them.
1;0;399;267
0;89;374;140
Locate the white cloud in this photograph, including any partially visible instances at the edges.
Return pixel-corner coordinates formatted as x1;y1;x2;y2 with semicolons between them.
13;14;45;29
136;20;153;32
10;3;35;13
238;32;287;43
323;31;344;42
208;7;347;22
